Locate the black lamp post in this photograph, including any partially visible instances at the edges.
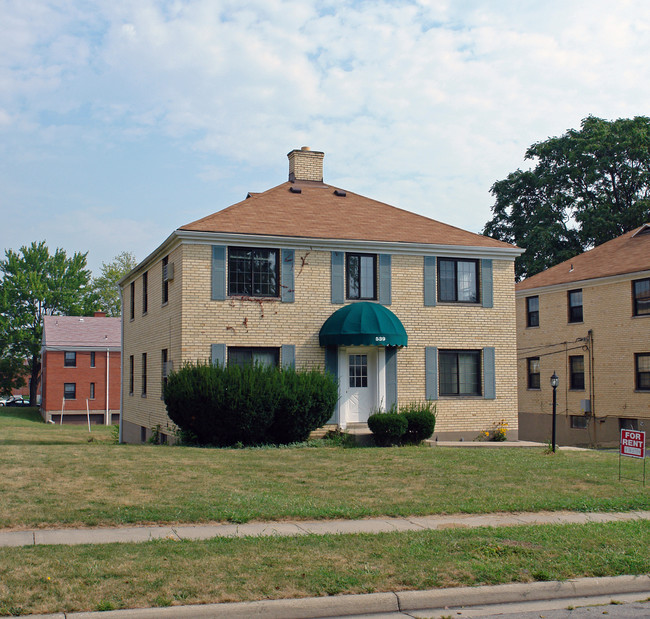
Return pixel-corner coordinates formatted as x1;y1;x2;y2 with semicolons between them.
550;371;559;453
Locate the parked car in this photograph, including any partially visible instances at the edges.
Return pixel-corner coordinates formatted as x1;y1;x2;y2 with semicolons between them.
4;396;30;407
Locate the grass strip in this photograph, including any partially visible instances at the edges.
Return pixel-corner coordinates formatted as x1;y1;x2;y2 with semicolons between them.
1;409;649;529
0;520;648;615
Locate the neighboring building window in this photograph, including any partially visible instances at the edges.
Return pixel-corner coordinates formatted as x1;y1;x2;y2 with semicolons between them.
526;296;539;327
569;355;585;390
162;256;169;305
141;353;147;396
636;353;650;391
130;281;135;320
570;415;588;429
64;352;76;367
89;382;95;399
632;278;650;316
228;247;279;297
129;355;134;395
438;258;478;303
349;354;368;388
161;348;168;400
568;289;583;323
346;253;376;300
63;383;76;400
439;350;481;396
142;271;148;314
527;357;540;389
619;418;639;431
228;347;279;369
90;351;96;368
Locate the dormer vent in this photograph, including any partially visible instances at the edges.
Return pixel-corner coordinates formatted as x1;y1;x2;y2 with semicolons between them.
334;189;347;197
289;186;302;194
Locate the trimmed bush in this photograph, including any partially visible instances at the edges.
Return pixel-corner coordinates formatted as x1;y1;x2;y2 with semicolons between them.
163;361;337;447
367;411;407;446
402;402;436;444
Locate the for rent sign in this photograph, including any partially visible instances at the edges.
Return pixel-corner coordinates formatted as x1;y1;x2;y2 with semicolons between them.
620;429;646;459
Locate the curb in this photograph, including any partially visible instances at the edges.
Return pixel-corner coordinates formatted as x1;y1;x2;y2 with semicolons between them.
27;574;650;619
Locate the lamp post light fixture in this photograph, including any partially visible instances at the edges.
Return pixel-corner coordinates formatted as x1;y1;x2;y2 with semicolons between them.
550;371;559;453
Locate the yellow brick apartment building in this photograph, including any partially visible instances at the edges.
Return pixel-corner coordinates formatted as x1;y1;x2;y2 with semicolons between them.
517;225;650;446
119;148;522;444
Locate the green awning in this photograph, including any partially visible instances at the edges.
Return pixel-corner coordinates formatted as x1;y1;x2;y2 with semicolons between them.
319;302;408;347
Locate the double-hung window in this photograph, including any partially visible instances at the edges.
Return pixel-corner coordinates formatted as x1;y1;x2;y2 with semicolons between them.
346;253;376;300
228;248;279;297
64;352;76;367
526;296;539;327
228;347;279;369
130;282;135;320
527;357;540;389
141;353;147;397
632;278;650;316
438;258;478;303
568;289;583;323
129;355;134;395
142;271;148;314
162;256;169;304
569;355;585;390
63;383;76;400
636;353;650;391
439;350;481;396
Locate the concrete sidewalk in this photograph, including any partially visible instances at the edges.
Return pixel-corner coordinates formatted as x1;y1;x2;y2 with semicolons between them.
25;575;650;619
1;509;648;548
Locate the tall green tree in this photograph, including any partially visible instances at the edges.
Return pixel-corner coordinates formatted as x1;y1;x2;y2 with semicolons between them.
484;116;650;280
92;251;137;317
0;285;28;396
0;242;97;403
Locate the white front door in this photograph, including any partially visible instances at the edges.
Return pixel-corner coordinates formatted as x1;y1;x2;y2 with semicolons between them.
340;347;384;425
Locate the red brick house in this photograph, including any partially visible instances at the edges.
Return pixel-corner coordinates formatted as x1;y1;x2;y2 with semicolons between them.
40;312;121;425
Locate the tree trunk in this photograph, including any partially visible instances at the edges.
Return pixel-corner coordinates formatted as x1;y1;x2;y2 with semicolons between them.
29;354;41;406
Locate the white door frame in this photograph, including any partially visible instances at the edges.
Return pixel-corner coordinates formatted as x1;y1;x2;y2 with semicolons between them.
337;346;386;429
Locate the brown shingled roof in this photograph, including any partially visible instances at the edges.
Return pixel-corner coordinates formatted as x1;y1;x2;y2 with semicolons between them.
516;225;650;291
180;181;514;250
42;315;121;348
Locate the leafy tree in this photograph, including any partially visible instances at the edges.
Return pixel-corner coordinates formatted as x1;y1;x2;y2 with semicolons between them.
0;242;97;403
0;286;28;396
484;116;650;280
92;251;137;317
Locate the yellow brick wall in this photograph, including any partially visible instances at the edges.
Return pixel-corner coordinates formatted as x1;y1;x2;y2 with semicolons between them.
122;243;519;440
517;274;650;444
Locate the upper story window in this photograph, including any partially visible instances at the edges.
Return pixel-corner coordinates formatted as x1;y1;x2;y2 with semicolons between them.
141;353;147;397
439;350;481;396
438;258;478;303
632;278;650;316
63;383;76;400
636;353;650;391
162;256;169;305
228;247;279;297
526;296;539;327
568;289;583;323
64;351;76;367
90;351;96;368
569;355;585;390
346;253;376;300
142;271;148;314
129;355;134;395
130;281;135;320
527;357;540;389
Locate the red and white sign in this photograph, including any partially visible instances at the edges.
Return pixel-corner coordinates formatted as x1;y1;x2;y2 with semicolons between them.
620;429;646;459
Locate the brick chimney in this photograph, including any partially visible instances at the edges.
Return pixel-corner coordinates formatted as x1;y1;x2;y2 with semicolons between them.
287;146;324;182
94;311;107;318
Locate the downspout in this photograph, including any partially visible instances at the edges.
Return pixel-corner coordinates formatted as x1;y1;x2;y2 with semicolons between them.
106;347;110;425
119;288;124;444
589;329;597;446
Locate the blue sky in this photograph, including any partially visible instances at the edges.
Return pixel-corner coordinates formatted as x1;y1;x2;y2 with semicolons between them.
2;0;650;275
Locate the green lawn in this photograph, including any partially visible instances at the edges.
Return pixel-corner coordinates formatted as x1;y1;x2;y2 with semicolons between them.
1;408;648;529
1;520;648;615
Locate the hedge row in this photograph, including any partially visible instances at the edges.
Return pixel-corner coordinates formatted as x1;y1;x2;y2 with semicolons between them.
368;402;436;446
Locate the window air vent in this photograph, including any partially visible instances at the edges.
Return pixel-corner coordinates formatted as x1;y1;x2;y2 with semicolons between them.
334;189;347;197
289;186;302;194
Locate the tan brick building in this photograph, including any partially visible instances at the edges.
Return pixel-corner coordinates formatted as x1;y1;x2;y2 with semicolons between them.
517;225;650;446
119;148;522;444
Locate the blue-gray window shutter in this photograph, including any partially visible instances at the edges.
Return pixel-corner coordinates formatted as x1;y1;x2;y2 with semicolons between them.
281;249;295;303
211;344;226;367
211;246;226;301
378;254;392;305
385;347;398;409
424;256;437;306
281;344;295;369
325;346;339;424
425;346;438;400
331;251;344;304
481;259;493;308
483;346;496;399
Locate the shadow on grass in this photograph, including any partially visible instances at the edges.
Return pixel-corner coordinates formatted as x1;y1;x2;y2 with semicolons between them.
0;407;42;423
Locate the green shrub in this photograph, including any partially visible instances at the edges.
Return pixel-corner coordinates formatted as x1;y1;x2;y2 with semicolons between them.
163;361;337;447
367;410;407;446
402;402;436;444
